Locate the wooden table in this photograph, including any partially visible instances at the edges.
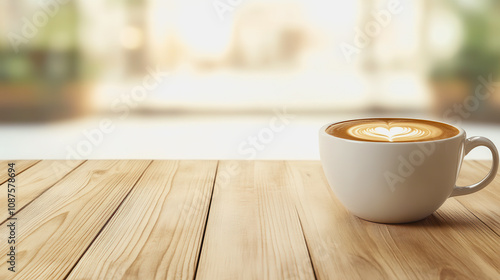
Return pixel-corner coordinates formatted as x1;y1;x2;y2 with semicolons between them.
0;160;499;279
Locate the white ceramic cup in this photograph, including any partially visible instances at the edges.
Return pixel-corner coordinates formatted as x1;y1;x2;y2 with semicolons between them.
319;118;499;223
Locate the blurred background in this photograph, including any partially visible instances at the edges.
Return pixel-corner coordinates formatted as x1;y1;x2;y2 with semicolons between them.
1;0;499;159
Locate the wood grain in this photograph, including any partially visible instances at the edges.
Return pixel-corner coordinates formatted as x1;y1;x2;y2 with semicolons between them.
0;160;39;184
67;160;218;280
286;160;500;280
454;160;500;235
0;160;498;279
0;160;151;280
0;160;84;223
196;161;315;280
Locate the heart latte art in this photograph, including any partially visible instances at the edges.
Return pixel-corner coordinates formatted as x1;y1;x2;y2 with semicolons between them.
326;119;460;142
349;125;433;142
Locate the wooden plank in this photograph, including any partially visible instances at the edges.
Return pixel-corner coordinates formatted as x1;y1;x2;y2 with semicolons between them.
66;160;218;280
197;161;316;280
0;160;85;223
0;160;40;184
0;160;151;280
454;160;500;235
286;161;500;279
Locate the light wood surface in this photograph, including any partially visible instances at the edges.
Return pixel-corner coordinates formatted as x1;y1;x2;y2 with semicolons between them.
0;160;498;279
0;160;84;223
0;160;151;280
0;160;39;184
197;161;315;279
67;161;217;280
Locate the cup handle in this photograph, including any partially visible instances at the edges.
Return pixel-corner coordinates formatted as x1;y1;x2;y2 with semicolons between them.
451;136;499;197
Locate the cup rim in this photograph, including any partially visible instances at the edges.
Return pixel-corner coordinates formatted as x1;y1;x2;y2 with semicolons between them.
320;117;465;144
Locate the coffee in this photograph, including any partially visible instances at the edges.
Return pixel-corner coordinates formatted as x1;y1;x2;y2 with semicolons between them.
320;118;498;223
326;118;459;142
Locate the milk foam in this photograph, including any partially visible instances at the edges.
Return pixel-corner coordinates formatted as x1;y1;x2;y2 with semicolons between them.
326;119;459;142
348;123;441;142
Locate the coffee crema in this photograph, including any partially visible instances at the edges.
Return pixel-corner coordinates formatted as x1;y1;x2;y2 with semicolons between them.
326;118;460;142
